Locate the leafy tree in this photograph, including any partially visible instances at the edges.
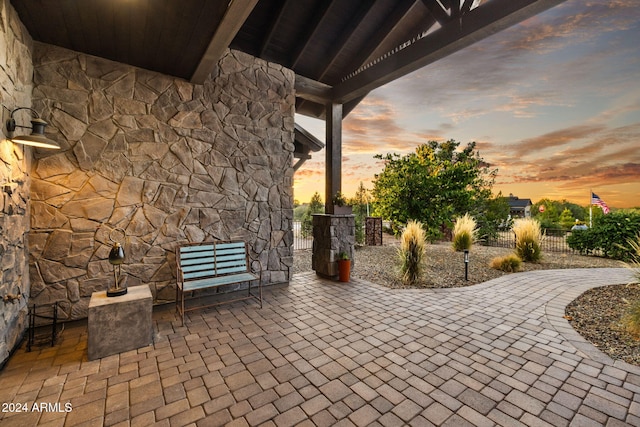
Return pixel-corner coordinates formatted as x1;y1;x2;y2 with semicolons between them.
533;199;588;229
293;204;307;221
559;208;576;230
532;198;560;228
476;193;510;241
372;140;496;239
350;182;370;245
301;192;324;237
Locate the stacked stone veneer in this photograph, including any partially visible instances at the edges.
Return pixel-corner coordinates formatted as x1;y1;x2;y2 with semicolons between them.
0;0;34;365
29;43;295;320
312;214;355;279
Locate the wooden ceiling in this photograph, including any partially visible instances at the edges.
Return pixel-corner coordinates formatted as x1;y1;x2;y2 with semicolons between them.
12;0;566;119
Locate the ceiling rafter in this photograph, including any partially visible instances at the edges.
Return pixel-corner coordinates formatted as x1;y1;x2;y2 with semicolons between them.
331;0;567;104
258;0;290;58
295;1;375;116
340;0;418;87
190;0;259;84
290;0;335;70
422;0;451;25
462;0;476;14
314;1;374;82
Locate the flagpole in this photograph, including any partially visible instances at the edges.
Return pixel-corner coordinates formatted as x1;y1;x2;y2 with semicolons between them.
589;190;593;228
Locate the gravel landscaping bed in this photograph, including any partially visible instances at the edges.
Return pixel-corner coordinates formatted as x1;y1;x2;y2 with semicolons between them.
293;239;622;288
566;283;640;366
292;237;640;365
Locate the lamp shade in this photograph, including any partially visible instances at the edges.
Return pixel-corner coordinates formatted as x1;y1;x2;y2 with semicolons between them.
9;118;60;149
109;243;125;265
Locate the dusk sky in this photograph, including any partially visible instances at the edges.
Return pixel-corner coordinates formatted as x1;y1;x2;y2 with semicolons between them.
294;0;640;209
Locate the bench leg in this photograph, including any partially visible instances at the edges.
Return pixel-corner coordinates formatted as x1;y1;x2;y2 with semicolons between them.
181;290;185;326
176;283;185;326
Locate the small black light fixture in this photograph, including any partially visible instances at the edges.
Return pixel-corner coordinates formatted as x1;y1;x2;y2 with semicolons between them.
5;107;60;150
463;249;470;281
107;228;128;297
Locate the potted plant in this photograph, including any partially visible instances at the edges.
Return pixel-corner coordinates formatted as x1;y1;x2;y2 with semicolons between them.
332;192;352;215
337;251;351;282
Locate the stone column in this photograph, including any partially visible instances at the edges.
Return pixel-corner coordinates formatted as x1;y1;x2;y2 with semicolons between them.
312;214;355;279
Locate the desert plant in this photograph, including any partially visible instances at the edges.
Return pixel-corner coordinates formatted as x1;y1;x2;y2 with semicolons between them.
513;218;543;262
622;297;640;338
452;213;478;251
489;254;522;272
624;235;640;282
398;220;426;286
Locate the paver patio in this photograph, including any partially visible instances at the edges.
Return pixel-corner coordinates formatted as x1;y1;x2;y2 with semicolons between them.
1;268;639;426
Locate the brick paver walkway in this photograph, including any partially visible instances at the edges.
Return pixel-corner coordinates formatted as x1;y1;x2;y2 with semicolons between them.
1;268;639;426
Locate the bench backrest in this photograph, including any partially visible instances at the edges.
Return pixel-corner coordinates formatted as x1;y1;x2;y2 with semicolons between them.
177;241;250;281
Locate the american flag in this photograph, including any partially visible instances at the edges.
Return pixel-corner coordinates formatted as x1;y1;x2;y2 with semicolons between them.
591;192;610;214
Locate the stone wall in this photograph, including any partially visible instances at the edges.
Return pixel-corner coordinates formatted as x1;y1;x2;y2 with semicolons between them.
29;43;295;320
0;0;34;366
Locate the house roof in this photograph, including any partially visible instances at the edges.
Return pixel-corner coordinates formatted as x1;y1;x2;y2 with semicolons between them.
507;196;533;210
11;0;567;120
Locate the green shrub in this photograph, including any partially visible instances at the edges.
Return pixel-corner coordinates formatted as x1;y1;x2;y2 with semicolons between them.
566;229;598;255
567;211;640;260
489;254;522;272
452;213;478;251
513;218;543;262
398;220;426;286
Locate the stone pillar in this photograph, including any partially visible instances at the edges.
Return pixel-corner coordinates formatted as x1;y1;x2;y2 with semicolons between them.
0;0;34;367
312;214;355;279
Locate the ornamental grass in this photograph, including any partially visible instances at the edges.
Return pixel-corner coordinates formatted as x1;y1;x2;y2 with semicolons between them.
452;213;478;252
513;218;543;263
625;235;640;282
622;236;640;337
623;298;640;339
489;253;522;272
398;220;426;286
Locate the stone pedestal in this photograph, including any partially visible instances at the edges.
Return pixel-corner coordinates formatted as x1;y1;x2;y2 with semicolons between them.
312;214;355;279
88;285;153;360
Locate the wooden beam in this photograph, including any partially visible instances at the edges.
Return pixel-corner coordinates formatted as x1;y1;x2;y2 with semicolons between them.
331;0;567;104
325;102;343;214
190;0;259;84
295;75;333;104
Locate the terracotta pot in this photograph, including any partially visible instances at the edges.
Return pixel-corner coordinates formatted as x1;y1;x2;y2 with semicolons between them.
338;259;351;282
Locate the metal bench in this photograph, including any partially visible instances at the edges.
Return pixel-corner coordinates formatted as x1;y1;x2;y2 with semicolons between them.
176;240;262;325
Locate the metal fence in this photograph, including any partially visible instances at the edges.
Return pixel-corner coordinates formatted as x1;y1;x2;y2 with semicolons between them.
482;228;574;253
296;222;577;254
293;220;313;250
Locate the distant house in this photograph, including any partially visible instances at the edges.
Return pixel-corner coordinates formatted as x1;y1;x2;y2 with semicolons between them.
506;194;533;218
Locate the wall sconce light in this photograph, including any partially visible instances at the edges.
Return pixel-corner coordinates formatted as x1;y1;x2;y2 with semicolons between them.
5;107;60;149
